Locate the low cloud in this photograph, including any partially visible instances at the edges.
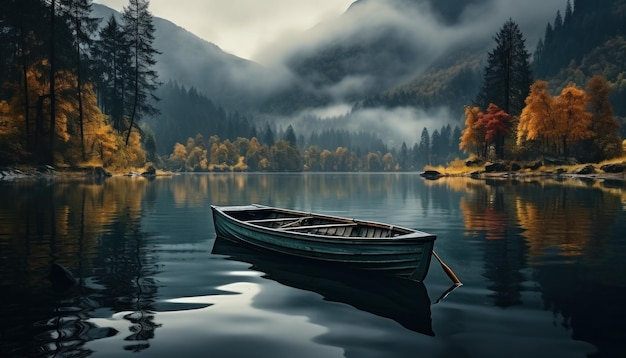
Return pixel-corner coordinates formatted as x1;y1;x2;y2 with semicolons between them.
275;104;457;148
342;106;458;148
251;0;569;147
252;0;565;105
258;0;565;65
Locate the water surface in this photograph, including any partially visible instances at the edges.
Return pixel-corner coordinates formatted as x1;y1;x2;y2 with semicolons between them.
1;173;625;357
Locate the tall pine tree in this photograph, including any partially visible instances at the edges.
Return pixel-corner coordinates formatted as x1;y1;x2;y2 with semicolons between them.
122;0;160;145
93;14;130;131
59;0;99;159
475;18;532;116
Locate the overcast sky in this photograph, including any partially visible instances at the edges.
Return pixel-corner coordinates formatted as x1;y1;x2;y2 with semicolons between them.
94;0;354;60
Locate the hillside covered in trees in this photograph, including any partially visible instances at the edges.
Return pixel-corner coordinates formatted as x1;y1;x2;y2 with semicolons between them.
458;7;623;164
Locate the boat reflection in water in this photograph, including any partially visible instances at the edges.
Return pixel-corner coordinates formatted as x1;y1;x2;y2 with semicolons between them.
211;236;435;336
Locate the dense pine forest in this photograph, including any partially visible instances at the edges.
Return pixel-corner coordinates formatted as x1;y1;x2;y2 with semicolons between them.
1;0;625;172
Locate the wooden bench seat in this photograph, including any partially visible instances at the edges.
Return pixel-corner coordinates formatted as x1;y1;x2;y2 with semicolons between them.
246;217;311;223
280;223;357;231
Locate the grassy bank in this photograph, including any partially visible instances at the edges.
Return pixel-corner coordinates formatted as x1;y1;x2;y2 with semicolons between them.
424;156;626;181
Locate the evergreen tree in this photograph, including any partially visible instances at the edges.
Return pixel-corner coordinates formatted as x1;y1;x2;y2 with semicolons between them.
94;15;130;131
475;18;532;116
398;141;408;170
262;122;275;145
418;127;430;165
411;143;420;169
59;0;99;159
430;130;441;165
122;0;161;145
553;10;563;30
452;125;462;158
49;0;57;164
564;0;573;25
282;124;297;146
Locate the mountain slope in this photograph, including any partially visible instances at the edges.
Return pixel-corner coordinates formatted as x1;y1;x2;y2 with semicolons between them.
92;4;277;110
532;0;626;117
261;0;564;115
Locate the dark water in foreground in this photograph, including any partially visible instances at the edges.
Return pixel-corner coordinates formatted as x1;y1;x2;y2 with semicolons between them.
1;173;625;358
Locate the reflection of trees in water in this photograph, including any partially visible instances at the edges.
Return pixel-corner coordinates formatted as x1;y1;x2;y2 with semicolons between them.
458;180;527;307
206;173;430;211
432;177;624;308
0;178;160;356
94;203;161;352
31;297;117;358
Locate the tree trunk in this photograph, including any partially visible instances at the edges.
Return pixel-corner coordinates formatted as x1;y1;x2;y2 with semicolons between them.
19;21;31;152
48;0;56;165
76;40;85;160
125;17;140;146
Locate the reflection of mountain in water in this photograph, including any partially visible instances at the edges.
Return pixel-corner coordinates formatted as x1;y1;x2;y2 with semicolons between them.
211;236;434;336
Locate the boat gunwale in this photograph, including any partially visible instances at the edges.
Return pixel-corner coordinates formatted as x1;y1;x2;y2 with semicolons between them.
211;204;436;243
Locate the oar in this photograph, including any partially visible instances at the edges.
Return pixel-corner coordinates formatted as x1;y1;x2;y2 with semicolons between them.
432;250;462;285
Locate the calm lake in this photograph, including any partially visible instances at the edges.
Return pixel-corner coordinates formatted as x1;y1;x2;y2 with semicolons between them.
1;173;625;358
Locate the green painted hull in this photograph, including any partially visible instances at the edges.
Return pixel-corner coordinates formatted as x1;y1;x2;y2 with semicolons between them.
211;205;436;281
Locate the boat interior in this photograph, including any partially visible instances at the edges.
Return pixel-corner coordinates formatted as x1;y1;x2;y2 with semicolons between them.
224;208;411;238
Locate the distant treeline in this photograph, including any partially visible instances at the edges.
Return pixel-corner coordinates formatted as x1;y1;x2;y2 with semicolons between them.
163;122;463;172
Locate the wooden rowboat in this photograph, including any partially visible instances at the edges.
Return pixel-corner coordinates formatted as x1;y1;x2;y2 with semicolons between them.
210;204;437;281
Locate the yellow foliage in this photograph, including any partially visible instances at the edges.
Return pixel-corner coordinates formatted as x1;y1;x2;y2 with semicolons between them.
0;101;18;137
553;86;594;143
2;59;146;169
518;81;554;145
518;81;594;157
460;106;484;155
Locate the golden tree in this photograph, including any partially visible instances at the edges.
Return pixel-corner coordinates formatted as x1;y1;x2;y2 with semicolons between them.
518;80;555;151
168;143;188;170
552;85;593;158
459;106;484;157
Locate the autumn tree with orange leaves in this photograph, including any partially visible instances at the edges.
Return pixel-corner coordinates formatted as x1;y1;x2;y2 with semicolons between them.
460;104;511;159
476;103;511;159
552;86;593;158
518;80;603;159
517;80;552;157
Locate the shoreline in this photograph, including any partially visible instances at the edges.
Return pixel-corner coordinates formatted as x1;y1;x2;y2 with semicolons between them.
2;165;625;184
0;165;167;182
461;171;626;182
421;166;626;183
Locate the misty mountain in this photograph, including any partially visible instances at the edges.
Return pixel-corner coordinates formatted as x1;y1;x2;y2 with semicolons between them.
260;0;564;114
92;3;278;110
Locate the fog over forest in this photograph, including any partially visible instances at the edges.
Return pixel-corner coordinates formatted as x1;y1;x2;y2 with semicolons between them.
93;0;579;156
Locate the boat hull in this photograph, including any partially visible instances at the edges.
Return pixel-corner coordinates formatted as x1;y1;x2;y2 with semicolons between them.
211;205;436;281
